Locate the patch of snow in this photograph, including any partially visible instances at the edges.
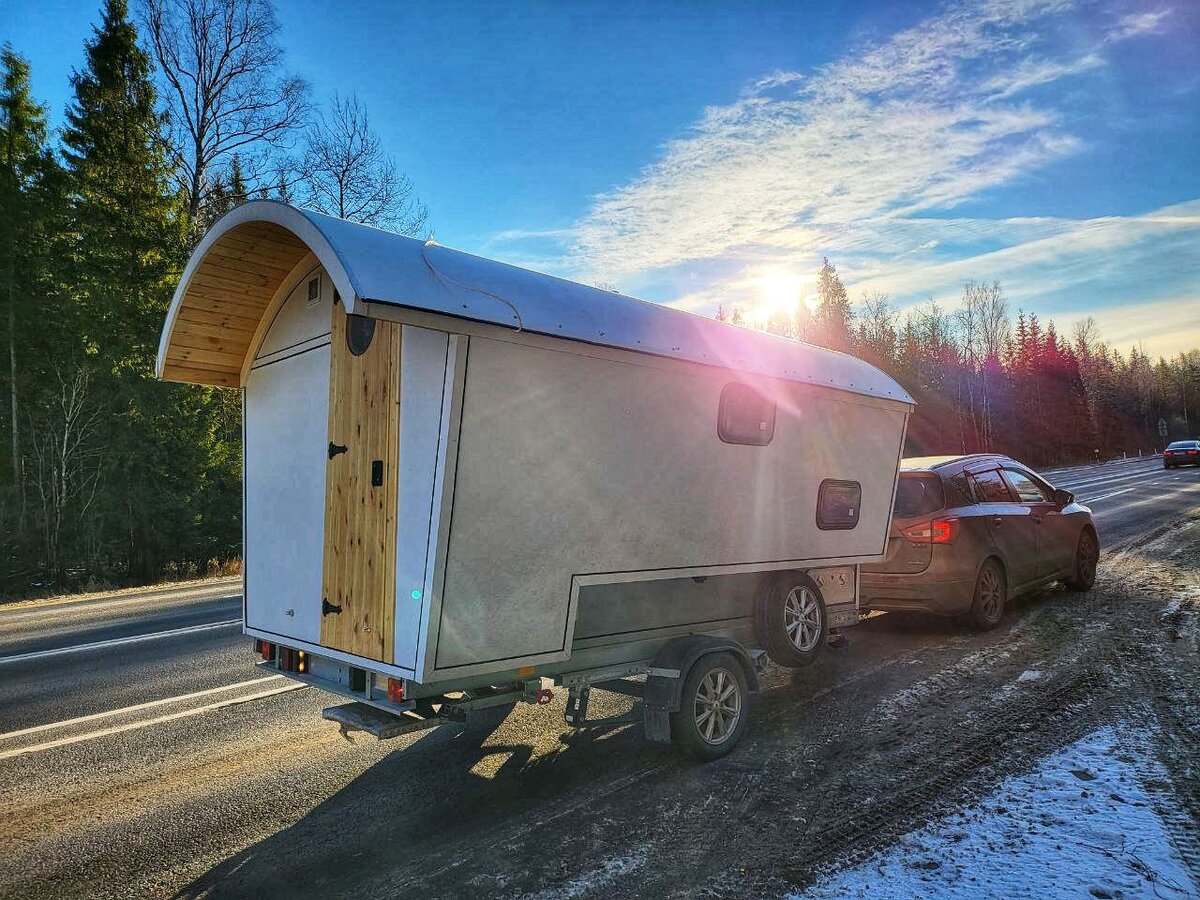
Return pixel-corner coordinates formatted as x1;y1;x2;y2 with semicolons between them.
516;845;649;900
874;646;1013;724
792;727;1198;900
1017;669;1043;683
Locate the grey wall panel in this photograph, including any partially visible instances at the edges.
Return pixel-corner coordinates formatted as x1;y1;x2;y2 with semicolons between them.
434;337;907;672
574;573;764;640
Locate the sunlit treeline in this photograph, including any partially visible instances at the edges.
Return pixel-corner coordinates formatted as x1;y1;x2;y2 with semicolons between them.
719;260;1200;468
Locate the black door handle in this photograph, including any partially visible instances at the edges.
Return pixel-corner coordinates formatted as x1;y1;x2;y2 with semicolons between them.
328;442;348;459
322;598;342;616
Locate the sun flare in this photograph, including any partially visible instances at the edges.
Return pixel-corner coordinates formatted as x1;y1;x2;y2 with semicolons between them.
753;270;813;323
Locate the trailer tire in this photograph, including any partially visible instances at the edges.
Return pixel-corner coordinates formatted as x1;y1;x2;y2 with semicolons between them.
671;652;749;761
756;571;827;668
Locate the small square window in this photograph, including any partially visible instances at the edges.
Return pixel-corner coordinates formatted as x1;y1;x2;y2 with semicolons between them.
718;383;776;446
818;479;861;530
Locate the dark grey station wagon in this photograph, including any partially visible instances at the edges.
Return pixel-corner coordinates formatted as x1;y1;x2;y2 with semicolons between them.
861;454;1099;629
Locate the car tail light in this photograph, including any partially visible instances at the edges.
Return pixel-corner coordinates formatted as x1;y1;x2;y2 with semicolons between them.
1189;450;1198;456
901;517;958;544
255;640;275;661
387;678;405;703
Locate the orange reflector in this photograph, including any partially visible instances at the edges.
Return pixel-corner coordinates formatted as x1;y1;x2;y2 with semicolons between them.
387;678;405;703
516;665;536;678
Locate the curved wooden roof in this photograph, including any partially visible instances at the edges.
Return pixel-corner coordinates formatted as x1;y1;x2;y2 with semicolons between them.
158;201;914;405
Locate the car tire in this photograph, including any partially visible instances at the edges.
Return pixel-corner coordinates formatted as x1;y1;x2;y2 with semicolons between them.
756;572;827;668
670;652;749;761
1065;529;1099;591
966;559;1006;631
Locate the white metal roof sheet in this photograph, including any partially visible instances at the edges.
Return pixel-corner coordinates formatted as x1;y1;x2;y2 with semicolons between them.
162;201;915;405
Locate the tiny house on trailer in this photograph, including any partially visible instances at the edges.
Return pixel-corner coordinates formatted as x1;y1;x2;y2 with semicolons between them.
157;201;914;759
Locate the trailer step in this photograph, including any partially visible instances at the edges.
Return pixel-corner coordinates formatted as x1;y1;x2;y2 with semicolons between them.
322;702;443;739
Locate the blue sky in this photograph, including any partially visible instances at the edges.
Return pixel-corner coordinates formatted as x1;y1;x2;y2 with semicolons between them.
6;0;1199;357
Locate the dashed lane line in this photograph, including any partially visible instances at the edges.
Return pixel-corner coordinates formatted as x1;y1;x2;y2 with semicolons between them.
0;675;285;741
0;683;307;761
0;619;242;666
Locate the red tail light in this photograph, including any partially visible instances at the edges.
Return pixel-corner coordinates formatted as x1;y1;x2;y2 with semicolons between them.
1189;450;1198;456
901;517;958;544
277;647;308;674
255;640;275;661
387;678;405;703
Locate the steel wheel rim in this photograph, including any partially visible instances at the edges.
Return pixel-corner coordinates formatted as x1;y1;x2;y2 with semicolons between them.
1079;534;1097;582
784;586;821;651
694;667;742;745
979;566;1002;619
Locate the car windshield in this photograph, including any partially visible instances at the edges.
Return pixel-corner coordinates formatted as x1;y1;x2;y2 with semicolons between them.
1166;441;1198;449
893;474;945;518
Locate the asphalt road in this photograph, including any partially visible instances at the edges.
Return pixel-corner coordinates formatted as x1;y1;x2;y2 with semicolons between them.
1;455;1197;899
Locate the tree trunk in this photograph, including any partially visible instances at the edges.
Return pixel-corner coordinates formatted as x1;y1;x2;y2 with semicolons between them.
7;268;17;492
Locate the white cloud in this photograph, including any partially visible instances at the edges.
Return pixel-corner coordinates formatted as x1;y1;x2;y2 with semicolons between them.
1105;9;1171;43
569;0;1180;287
549;0;1195;357
980;53;1104;100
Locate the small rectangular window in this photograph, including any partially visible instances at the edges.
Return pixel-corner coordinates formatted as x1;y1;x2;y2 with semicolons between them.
818;479;861;530
717;383;776;446
306;277;321;306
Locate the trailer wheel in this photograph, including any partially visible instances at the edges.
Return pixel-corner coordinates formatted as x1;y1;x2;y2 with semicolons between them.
756;571;827;668
670;652;748;761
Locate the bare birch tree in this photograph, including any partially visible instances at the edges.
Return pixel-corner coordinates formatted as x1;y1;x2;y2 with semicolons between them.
299;93;427;233
143;0;308;228
27;368;102;577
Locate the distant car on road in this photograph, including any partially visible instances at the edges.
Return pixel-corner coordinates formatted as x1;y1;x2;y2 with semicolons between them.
1163;440;1200;468
861;454;1098;630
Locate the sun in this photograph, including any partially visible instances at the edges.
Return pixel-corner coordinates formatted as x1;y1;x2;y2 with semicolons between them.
754;270;809;323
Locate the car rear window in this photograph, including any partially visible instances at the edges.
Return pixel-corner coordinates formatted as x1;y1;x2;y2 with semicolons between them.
893;474;945;518
1167;441;1199;450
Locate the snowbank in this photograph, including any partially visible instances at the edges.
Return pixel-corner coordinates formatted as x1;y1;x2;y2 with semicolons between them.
793;727;1197;899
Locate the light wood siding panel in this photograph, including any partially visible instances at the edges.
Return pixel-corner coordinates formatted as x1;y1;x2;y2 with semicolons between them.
320;306;401;662
160;221;309;386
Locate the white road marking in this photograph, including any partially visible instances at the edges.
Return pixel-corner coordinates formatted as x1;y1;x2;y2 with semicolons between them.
1081;487;1138;504
0;675;285;741
0;683;307;761
0;579;241;616
1056;467;1168;491
0;619;242;665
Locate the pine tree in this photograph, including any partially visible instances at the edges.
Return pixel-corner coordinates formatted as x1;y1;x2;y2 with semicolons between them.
60;0;241;583
0;45;51;489
63;0;182;363
812;257;853;351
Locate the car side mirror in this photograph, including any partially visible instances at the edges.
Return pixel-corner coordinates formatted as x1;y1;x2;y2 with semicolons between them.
1053;488;1074;506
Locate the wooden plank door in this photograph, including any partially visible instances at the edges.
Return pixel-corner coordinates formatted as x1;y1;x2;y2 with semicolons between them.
320;307;401;662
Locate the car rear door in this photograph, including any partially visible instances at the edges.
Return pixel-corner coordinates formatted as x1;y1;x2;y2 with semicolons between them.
1002;467;1075;579
967;466;1039;589
861;473;942;575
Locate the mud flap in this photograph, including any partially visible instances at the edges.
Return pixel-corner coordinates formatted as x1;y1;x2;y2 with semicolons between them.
641;635;761;744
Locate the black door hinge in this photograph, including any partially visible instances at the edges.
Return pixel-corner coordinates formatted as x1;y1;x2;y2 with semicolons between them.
322;598;343;616
328;442;348;459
